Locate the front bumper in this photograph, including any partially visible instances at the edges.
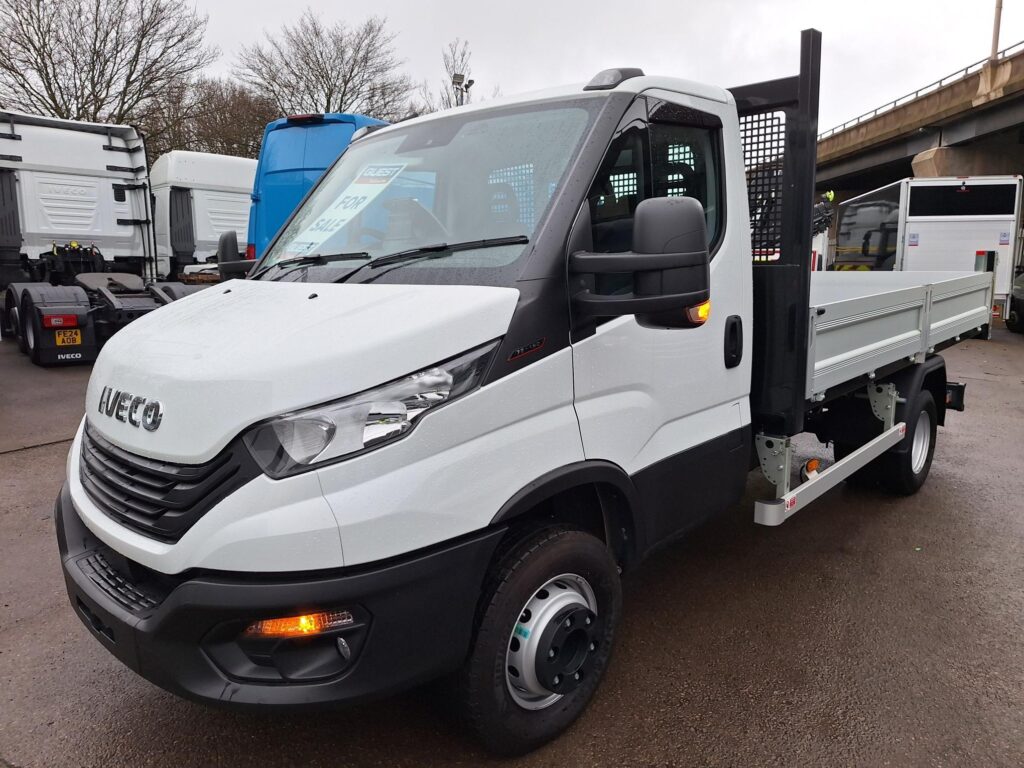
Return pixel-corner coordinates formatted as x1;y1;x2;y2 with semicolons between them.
56;483;504;707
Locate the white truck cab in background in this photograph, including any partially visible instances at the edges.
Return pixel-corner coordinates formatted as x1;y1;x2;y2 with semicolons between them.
0;111;209;366
55;31;986;755
831;175;1023;323
150;150;256;278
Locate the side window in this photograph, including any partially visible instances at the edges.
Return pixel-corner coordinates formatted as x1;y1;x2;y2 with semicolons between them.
650;123;721;246
585;101;723;256
587;126;647;254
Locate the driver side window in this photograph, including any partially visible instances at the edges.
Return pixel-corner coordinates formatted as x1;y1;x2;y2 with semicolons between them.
586;101;723;256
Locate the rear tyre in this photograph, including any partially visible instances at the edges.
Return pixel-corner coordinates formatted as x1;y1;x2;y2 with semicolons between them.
459;527;621;756
22;294;44;365
878;390;937;496
1007;299;1023;333
12;292;28;354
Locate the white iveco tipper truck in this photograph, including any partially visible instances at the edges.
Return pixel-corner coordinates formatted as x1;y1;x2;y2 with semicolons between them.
57;31;987;755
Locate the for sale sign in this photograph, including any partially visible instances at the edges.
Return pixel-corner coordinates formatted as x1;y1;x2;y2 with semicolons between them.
286;164;406;256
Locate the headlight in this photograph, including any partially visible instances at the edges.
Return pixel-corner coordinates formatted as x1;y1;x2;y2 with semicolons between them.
243;341;498;478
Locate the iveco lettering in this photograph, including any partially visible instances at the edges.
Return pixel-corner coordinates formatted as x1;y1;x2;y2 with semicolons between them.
55;31;987;755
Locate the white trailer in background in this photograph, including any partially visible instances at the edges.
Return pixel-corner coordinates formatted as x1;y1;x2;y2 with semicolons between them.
831;175;1023;322
150;151;256;277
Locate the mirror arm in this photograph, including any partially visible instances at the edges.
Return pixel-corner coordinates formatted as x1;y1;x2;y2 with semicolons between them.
218;260;253;277
570;249;708;274
573;287;710;317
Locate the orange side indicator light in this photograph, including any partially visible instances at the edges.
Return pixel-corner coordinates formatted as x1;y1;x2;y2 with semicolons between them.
244;609;354;638
685;300;711;325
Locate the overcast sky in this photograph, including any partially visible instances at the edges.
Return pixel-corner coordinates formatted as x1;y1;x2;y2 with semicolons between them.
200;0;1024;131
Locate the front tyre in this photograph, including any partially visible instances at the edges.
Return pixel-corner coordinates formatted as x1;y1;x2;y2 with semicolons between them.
459;527;621;756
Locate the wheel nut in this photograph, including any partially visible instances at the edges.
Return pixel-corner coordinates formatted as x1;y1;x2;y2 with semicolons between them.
574;672;580;680
548;649;555;658
585;617;592;626
553;675;561;686
589;642;596;652
564;618;572;628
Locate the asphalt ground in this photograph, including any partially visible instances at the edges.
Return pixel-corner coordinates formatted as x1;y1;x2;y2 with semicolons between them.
1;330;1023;767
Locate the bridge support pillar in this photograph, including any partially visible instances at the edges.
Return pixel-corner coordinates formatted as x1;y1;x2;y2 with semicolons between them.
912;135;1024;177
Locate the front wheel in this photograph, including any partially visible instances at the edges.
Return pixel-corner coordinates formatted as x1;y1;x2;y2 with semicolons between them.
459;527;621;756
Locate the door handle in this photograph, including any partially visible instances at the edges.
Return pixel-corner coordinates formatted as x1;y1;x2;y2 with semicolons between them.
724;315;743;369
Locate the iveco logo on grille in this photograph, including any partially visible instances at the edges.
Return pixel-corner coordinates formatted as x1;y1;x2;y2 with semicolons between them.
98;386;163;431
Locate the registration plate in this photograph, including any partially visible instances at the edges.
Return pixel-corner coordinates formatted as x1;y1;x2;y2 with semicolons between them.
55;329;82;346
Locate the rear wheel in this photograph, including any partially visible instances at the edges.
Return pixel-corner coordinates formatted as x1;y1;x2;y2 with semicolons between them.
22;294;44;365
459;527;621;756
1007;299;1023;333
879;390;936;495
14;298;28;353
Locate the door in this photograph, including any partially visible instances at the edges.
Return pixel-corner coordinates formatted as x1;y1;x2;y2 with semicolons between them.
570;93;752;549
169;186;196;263
0;169;21;260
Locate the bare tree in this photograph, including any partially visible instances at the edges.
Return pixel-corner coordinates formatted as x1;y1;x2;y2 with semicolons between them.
0;0;217;124
142;77;278;160
413;38;497;115
439;38;472;109
190;79;278;157
234;10;413;122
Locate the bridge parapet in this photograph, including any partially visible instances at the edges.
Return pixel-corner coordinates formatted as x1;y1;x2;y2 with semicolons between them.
818;43;1024;168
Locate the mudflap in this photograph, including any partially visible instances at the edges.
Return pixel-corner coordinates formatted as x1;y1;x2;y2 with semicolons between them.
22;284;98;366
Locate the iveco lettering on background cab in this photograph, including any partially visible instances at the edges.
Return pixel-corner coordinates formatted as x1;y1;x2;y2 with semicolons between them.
246;112;387;259
57;32;988;755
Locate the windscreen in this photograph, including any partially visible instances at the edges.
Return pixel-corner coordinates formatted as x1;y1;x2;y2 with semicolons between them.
832;183;901;271
258;98;599;286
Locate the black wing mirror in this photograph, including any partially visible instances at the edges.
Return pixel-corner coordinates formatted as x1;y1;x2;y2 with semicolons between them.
216;231;252;278
570;196;710;327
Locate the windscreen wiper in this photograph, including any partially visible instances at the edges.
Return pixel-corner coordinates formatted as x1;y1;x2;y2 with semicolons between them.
249;251;370;280
334;235;530;284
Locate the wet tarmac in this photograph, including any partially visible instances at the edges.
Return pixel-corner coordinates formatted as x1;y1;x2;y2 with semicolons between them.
1;331;1022;767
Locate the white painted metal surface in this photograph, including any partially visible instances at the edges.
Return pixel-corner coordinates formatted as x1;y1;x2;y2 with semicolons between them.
85;280;521;463
0;109;150;266
150;151;257;266
807;271;993;399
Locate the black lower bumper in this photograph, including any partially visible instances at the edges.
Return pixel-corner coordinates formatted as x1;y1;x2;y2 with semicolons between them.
56;484;504;707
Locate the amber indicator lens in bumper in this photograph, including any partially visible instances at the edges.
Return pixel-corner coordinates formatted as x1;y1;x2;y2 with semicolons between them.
244;609;355;638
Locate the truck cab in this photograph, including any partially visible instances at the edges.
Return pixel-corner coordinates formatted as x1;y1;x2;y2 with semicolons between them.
150;150;257;277
56;31;986;755
246;113;387;260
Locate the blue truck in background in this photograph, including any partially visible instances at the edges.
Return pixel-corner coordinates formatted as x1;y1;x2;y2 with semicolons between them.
246;113;387;259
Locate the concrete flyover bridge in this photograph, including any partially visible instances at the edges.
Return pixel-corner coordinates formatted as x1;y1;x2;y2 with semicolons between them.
817;41;1024;193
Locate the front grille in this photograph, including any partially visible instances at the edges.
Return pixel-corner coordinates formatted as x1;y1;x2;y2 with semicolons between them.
78;551;159;613
79;420;260;542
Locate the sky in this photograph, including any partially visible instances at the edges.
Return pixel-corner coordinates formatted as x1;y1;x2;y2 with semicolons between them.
199;0;1024;132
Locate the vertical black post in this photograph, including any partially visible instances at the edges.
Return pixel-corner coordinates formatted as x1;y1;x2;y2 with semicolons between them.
775;29;821;434
730;29;822;436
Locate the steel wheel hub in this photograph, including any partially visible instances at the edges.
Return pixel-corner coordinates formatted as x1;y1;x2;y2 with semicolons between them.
505;573;599;710
911;409;931;474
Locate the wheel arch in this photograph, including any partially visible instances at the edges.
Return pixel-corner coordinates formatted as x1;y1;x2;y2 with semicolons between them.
888;354;947;428
490;461;642;571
